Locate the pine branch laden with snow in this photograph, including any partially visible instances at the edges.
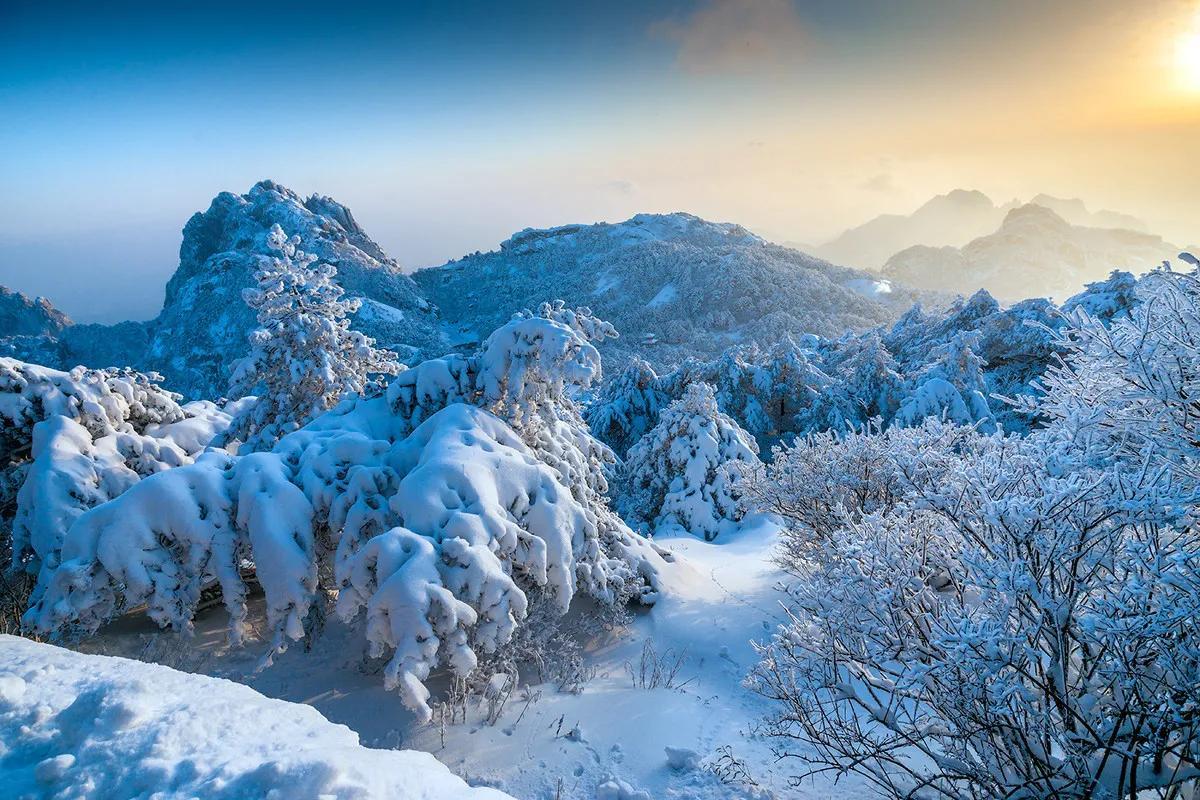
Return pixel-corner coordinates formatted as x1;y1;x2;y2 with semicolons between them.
747;261;1200;799
620;382;759;541
25;307;665;722
225;224;402;451
0;359;232;579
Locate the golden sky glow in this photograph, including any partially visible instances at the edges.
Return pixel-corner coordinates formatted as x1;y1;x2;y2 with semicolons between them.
2;0;1198;319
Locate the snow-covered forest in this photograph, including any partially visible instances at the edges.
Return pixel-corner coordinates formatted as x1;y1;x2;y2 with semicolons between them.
2;169;1197;799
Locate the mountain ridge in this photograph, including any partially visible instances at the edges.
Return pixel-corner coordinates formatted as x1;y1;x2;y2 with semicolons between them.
814;189;1155;271
0;181;448;398
881;202;1182;300
414;211;925;374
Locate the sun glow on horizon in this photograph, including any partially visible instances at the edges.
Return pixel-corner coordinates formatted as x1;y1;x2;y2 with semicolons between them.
1176;18;1200;92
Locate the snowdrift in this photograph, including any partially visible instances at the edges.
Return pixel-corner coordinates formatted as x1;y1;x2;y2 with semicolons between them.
0;635;513;800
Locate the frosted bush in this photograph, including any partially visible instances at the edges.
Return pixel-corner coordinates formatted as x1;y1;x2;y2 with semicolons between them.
748;259;1200;799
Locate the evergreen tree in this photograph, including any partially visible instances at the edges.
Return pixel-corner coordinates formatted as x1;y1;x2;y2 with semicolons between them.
226;225;401;450
621;382;758;541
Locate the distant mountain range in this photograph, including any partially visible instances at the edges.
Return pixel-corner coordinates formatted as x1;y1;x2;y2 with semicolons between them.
812;189;1153;271
812;189;1005;270
0;183;924;398
807;189;1190;301
881;203;1185;301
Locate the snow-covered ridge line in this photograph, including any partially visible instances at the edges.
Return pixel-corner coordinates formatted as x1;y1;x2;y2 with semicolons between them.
417;209;923;379
494;212;763;257
0;635;514;800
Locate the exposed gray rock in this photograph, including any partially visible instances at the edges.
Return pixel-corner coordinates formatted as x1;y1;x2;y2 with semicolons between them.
0;287;70;338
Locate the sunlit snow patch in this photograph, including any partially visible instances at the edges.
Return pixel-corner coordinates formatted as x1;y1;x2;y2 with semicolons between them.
846;277;893;298
647;283;678;308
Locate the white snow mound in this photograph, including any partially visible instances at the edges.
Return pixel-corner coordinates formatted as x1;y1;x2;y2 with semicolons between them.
0;635;513;800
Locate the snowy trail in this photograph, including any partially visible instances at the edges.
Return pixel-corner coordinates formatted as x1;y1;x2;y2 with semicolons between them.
401;518;797;799
78;519;867;799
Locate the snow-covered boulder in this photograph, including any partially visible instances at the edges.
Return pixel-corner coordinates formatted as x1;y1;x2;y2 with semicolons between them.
0;635;513;800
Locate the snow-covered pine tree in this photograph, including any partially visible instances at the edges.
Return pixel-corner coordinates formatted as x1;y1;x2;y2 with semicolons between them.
225;224;401;451
621;382;758;540
894;329;995;431
0;358;234;631
798;331;904;432
26;305;665;722
585;357;667;457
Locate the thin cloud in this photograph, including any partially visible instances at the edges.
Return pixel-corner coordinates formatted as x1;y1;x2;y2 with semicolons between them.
603;179;637;195
860;173;899;194
651;0;808;75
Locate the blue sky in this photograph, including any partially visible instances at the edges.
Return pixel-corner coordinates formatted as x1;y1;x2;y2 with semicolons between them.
2;0;1197;321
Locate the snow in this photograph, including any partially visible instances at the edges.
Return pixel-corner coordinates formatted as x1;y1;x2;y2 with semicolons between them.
845;277;892;297
0;635;513;800
395;519;859;797
646;283;678;308
592;273;621;296
63;517;853;799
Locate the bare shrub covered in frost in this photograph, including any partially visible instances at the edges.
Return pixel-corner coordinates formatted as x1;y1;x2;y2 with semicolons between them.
738;419;974;564
25;304;665;722
225;224;401;451
745;261;1200;798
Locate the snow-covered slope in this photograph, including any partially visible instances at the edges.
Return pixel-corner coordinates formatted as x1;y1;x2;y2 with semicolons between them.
882;203;1181;301
1;181;447;399
414;212;924;373
0;635;513;800
62;519;853;799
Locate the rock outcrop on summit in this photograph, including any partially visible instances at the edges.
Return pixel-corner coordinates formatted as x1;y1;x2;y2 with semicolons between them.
0;182;446;398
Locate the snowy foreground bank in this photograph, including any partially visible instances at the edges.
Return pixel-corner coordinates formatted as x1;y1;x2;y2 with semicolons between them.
0;635;514;800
